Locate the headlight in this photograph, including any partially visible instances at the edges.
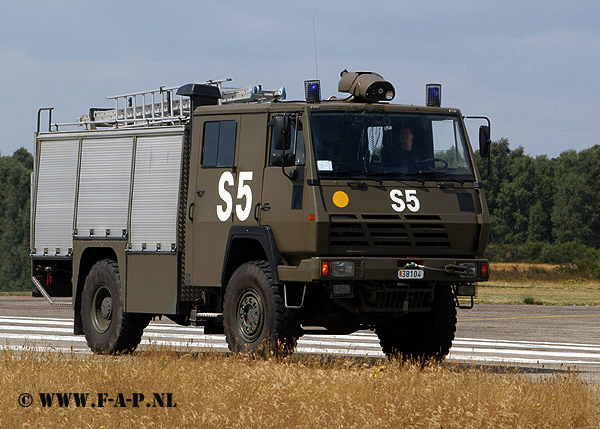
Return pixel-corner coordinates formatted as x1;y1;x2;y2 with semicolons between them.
332;261;354;277
321;261;355;277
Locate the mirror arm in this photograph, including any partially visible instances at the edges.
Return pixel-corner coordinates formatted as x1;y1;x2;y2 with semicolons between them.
280;112;296;182
482;153;491;181
464;115;491;180
281;144;297;182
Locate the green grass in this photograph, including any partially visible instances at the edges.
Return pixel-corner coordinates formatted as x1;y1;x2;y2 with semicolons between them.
0;291;31;297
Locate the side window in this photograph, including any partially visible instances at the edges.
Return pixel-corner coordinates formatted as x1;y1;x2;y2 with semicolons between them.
202;120;237;167
432;119;468;168
269;115;304;166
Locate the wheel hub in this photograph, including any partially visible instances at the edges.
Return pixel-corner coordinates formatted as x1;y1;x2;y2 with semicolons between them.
91;283;112;334
237;290;263;341
100;297;112;320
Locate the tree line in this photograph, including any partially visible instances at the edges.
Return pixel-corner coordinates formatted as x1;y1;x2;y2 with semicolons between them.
0;148;33;291
0;142;599;291
475;140;600;264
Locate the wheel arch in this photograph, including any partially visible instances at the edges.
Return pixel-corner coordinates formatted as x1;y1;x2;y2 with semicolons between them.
73;243;125;335
220;226;283;304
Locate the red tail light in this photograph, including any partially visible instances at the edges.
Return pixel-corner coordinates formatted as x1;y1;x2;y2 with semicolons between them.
480;262;489;279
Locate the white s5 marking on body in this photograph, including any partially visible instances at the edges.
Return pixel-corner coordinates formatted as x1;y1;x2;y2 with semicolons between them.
390;189;420;212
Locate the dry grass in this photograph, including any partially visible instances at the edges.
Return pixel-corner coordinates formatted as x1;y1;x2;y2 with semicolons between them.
476;263;600;305
475;282;600;305
492;262;562;272
2;349;599;428
490;262;600;285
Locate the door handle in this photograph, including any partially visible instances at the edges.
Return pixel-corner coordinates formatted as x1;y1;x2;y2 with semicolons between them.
253;203;270;222
188;202;195;221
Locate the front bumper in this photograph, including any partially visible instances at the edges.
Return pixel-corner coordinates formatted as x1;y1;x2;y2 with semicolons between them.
277;257;489;283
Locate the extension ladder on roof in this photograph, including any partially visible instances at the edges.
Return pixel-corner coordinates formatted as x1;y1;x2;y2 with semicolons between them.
80;78;286;127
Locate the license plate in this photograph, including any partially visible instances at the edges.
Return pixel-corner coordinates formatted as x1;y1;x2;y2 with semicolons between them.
398;269;424;279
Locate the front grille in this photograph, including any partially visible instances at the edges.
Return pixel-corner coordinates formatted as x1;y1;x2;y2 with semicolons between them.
328;214;450;251
329;215;368;247
357;287;432;311
374;289;430;310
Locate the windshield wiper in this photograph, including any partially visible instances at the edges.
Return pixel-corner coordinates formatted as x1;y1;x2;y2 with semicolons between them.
319;170;383;186
414;170;466;184
368;172;425;185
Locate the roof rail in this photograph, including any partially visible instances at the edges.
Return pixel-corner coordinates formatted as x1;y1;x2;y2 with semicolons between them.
40;78;287;132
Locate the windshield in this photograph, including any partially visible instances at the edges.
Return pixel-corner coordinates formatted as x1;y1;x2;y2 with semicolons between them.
311;112;474;180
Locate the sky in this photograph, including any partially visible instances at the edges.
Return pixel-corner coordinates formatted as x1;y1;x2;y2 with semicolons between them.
1;0;598;158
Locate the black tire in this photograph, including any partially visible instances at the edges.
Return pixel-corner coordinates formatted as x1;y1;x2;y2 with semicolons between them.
223;260;299;355
81;259;151;354
376;284;456;361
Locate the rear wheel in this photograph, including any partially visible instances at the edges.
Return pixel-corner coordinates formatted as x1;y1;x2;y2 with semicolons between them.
81;259;150;354
223;260;299;355
376;284;456;361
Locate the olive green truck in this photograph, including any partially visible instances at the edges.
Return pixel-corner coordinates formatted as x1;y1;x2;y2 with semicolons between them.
31;71;491;359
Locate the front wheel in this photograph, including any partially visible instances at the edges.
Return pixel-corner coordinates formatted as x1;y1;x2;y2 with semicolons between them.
223;261;299;355
81;259;150;354
376;284;456;361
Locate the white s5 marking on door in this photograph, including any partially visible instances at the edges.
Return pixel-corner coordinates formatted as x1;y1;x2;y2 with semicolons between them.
217;171;254;221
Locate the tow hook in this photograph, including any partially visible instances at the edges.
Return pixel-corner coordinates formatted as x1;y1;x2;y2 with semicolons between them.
444;264;470;275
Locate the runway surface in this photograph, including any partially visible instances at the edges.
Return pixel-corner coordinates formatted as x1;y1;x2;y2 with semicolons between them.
1;297;599;382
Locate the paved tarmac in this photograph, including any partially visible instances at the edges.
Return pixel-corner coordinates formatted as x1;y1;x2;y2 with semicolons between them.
1;297;599;382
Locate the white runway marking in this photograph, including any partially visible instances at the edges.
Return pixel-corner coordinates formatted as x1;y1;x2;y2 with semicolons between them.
1;316;599;369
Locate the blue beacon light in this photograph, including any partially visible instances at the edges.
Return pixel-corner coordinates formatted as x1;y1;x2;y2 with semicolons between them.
426;83;441;107
304;80;321;103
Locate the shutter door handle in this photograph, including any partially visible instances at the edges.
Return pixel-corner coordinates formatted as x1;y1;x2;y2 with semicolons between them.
188;202;195;221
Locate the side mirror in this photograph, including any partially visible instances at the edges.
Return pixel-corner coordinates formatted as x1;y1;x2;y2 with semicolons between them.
479;125;490;158
271;153;295;167
269;115;291;151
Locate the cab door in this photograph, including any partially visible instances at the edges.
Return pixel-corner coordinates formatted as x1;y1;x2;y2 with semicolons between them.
232;113;268;228
259;113;307;257
187;113;268;287
188;115;240;287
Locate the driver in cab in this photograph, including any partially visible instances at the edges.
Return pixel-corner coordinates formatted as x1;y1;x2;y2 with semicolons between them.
383;126;418;169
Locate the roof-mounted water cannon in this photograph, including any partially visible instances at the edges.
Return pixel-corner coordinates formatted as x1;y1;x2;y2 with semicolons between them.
338;70;395;103
426;83;441;107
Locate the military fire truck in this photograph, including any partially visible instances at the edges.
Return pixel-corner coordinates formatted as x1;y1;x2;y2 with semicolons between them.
31;71;491;358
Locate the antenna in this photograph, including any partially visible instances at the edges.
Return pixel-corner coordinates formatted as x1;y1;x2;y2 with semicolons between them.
313;10;319;79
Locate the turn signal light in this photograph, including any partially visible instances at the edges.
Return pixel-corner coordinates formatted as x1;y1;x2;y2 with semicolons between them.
321;261;356;277
480;262;489;279
321;261;330;277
